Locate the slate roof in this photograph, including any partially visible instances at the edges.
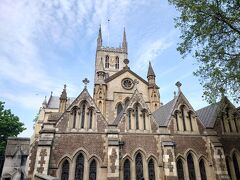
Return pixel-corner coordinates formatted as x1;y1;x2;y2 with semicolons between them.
152;98;176;126
47;96;75;109
196;102;220;128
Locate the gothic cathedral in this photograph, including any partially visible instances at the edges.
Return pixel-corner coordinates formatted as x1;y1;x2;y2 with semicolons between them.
3;27;240;180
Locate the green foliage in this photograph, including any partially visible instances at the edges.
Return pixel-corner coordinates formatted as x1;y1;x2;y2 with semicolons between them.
168;0;240;103
0;101;26;155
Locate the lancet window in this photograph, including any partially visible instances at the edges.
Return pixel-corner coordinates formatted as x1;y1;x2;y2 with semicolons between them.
187;154;196;180
115;56;119;69
61;160;69;180
89;160;97;180
199;159;207;180
124;159;131;180
148;159;155;180
177;159;185;180
75;154;84;180
135;153;143;180
105;55;109;68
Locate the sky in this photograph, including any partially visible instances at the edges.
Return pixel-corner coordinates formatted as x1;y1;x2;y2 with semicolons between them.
0;0;215;137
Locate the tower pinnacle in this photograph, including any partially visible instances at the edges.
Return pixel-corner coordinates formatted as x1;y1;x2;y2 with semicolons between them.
122;27;128;53
97;25;102;50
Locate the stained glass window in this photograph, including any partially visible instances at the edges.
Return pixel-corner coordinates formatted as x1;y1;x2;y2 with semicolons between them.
187;154;196;180
199;159;207;180
148;159;155;180
177;159;184;180
61;160;69;180
233;153;240;180
136;153;143;180
89;159;97;180
124;159;131;180
75;154;84;180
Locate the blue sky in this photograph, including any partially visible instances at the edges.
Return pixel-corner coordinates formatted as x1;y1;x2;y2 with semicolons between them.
0;0;212;137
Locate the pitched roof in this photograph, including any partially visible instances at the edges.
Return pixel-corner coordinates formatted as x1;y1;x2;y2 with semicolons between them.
47;96;75;109
105;67;149;85
196;103;220;128
152;98;176;126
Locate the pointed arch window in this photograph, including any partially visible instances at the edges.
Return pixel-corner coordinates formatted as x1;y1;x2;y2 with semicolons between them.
105;55;109;68
135;104;139;130
181;105;186;131
124;159;131;180
226;158;232;179
115;56;119;69
199;159;207;180
136;153;143;180
177;159;185;180
148;159;155;180
89;109;93;129
221;112;226;132
89;159;97;180
75;154;84;180
125;98;130;107
142;110;146;130
233;114;238;132
128;110;131;129
81;102;86;128
233;153;240;179
175;111;179;131
61;160;69;180
188;112;193;131
73;108;77;128
117;103;123;115
187;154;196;180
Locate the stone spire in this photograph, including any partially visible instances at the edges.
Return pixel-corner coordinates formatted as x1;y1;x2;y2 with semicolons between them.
122;27;128;53
147;62;156;78
97;25;102;50
147;62;156;85
59;84;67;113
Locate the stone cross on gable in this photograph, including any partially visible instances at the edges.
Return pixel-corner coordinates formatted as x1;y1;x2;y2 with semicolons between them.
133;79;139;90
82;78;90;88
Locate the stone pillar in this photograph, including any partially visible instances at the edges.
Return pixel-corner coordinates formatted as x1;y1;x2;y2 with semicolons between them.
211;141;230;180
107;126;120;180
33;122;55;177
162;141;177;180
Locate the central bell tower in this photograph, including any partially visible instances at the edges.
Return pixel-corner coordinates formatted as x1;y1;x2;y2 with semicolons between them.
93;26;128;116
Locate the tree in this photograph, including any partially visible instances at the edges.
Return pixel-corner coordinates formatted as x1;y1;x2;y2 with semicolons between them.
168;0;240;103
0;101;26;155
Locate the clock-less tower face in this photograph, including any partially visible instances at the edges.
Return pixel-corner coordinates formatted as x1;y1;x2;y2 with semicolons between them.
121;78;134;90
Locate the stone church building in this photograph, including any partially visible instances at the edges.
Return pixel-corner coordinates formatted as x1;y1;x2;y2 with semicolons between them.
4;27;240;180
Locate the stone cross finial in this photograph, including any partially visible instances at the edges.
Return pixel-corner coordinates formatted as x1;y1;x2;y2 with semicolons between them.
123;59;129;66
175;81;182;92
82;78;90;88
133;79;139;90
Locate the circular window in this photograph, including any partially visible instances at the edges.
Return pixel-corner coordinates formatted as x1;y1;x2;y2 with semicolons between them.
122;78;134;90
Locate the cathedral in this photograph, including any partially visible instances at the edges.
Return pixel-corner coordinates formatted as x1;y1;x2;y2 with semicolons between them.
2;27;240;180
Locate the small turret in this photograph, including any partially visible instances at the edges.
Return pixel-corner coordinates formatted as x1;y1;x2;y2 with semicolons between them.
147;62;156;85
59;84;67;113
122;28;128;53
97;25;102;50
97;58;105;83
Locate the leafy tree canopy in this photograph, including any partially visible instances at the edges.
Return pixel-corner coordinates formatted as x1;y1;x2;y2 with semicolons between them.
168;0;240;103
0;101;26;155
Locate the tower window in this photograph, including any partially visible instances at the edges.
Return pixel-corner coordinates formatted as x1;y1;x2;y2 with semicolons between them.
115;56;119;69
105;55;109;68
